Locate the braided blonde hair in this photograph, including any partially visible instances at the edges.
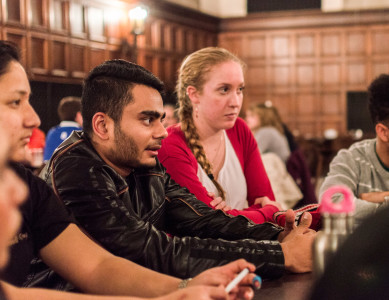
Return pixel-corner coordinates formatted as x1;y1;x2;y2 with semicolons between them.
176;47;245;200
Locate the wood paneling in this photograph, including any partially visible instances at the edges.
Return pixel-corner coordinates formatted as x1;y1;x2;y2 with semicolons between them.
5;0;23;24
0;0;218;90
50;39;68;76
220;9;389;138
4;1;388;139
29;35;48;73
69;42;87;78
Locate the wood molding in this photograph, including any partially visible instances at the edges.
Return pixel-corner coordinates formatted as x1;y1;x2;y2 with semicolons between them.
220;9;389;32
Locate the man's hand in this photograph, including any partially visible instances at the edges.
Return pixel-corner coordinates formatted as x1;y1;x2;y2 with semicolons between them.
359;191;389;203
279;211;316;273
254;196;282;210
209;192;232;212
188;259;256;300
277;209;299;241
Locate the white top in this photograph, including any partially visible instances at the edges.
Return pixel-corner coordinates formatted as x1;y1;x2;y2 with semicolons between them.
197;131;248;210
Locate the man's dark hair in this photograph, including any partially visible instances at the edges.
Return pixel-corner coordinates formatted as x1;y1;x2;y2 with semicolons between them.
81;59;165;134
58;96;81;121
368;74;389;125
0;41;20;76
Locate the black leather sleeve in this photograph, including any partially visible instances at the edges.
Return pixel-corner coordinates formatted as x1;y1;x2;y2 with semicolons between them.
162;167;285;278
45;147;284;280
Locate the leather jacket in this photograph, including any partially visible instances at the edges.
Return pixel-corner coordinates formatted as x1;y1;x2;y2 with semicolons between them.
41;131;285;279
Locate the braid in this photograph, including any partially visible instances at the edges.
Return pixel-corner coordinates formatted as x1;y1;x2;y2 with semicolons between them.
179;101;226;200
176;47;242;200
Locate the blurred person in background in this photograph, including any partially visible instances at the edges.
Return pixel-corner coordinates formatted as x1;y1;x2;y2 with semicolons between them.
245;102;290;164
43;96;82;162
162;103;178;128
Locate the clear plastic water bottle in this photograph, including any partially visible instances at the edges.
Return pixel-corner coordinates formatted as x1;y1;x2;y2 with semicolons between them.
312;185;355;280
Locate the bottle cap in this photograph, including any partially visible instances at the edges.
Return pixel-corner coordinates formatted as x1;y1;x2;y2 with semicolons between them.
320;185;355;214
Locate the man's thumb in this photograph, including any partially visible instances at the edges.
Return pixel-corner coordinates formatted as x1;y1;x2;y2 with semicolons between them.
298;212;312;229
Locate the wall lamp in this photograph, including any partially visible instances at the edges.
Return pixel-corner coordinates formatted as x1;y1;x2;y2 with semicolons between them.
121;4;148;63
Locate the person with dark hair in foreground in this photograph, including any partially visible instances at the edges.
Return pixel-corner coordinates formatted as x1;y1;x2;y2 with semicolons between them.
0;40;259;300
38;53;315;290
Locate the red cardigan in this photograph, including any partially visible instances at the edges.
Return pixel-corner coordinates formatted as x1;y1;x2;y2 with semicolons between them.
158;118;278;223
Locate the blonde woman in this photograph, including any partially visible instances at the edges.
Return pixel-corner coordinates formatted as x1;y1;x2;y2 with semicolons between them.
158;47;282;224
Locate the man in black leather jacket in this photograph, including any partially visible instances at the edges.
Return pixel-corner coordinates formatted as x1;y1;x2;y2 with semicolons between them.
40;59;315;282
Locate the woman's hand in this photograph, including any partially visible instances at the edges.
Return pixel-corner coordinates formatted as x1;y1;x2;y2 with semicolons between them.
254;196;282;210
209;192;231;212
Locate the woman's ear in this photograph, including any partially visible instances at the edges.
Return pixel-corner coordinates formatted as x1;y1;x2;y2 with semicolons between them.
376;123;389;143
186;86;200;105
92;112;112;140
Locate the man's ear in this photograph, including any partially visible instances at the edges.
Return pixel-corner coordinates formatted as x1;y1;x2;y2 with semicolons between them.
376;123;389;142
92;112;112;140
186;86;200;105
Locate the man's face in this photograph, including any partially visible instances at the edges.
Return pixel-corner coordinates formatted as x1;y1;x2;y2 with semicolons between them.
107;84;168;174
0;61;40;162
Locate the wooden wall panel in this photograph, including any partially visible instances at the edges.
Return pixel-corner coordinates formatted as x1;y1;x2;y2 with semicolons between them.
372;60;389;78
29;35;48;74
372;29;389;54
89;46;107;69
69;43;87;78
50;39;68;76
321;63;341;86
5;0;24;25
296;34;315;58
272;64;291;86
220;9;389;138
297;64;315;86
247;35;266;58
346;62;366;85
247;65;266;87
346;31;366;56
296;93;316;118
0;0;218;91
321;33;341;57
3;29;27;65
321;93;343;115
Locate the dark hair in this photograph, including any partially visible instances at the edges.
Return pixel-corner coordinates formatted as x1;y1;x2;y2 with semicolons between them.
0;41;20;76
368;74;389;125
81;59;165;134
58;96;81;121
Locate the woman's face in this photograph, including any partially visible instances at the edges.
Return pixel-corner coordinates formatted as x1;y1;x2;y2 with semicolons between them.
245;110;261;131
191;60;244;132
0;109;28;270
0;61;40;163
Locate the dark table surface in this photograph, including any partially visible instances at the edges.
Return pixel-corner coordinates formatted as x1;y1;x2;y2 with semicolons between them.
254;272;315;300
